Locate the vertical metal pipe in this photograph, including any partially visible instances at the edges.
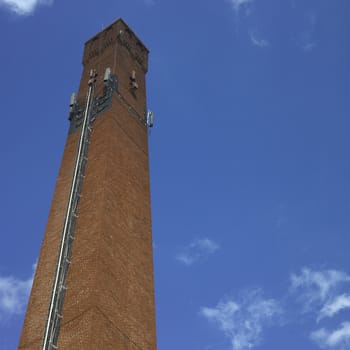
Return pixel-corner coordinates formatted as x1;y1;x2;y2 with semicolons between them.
41;72;96;350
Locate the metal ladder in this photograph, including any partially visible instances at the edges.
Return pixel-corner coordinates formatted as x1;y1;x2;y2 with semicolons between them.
41;70;97;350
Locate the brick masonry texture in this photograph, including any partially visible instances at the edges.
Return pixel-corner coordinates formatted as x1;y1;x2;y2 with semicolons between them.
19;18;157;350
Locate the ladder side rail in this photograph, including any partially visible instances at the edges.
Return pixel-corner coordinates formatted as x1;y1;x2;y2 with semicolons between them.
42;75;96;350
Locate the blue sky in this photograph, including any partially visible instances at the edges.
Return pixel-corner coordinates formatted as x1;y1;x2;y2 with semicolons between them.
0;0;349;349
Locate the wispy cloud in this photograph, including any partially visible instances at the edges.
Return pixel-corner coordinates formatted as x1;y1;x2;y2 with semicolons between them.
199;267;350;349
290;267;350;348
299;12;318;52
299;22;317;52
200;289;282;350
319;294;350;321
176;238;219;266
311;322;350;350
249;32;269;48
0;264;35;319
290;268;350;313
228;0;254;14
0;0;53;16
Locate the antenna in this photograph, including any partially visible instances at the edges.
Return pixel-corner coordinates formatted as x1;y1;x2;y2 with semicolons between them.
130;70;138;90
104;67;111;82
146;110;154;127
69;93;76;112
131;70;136;80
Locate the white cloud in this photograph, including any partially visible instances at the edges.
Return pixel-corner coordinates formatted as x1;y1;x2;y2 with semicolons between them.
299;12;318;52
319;294;350;321
229;0;254;13
290;268;350;313
176;238;219;266
249;32;269;48
200;289;282;350
311;322;350;349
0;264;35;318
302;41;317;52
290;267;350;348
0;0;53;16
